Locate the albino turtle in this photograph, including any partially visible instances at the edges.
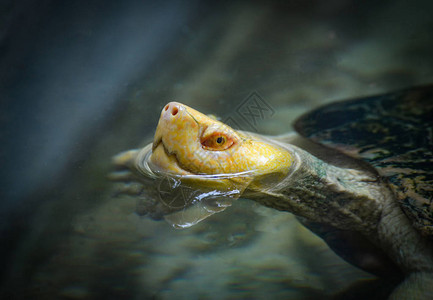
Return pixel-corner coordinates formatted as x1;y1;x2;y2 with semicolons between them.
111;85;433;299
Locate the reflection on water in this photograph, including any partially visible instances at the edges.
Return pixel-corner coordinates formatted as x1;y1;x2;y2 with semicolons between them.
1;0;433;299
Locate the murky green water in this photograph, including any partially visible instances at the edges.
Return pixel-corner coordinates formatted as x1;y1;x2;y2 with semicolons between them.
1;1;433;299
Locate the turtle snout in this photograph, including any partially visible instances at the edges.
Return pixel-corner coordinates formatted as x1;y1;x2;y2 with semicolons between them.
161;102;184;120
153;102;191;150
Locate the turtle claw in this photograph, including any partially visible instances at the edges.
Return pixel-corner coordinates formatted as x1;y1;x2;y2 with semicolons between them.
112;182;144;197
107;170;137;182
112;149;140;169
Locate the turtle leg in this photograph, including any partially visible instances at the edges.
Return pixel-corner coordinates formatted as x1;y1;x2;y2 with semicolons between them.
113;182;144;197
112;149;140;169
108;170;137;182
389;272;433;299
108;169;147;197
109;149;146;196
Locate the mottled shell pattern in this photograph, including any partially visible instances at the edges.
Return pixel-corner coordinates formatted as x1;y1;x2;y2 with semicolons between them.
295;85;433;238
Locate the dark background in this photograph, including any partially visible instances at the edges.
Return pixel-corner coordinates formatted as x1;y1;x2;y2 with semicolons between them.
1;0;432;298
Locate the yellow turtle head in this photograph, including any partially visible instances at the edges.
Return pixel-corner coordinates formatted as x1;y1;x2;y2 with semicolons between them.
150;102;293;187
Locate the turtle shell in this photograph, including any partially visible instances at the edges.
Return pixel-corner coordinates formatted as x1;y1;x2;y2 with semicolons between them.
294;84;433;238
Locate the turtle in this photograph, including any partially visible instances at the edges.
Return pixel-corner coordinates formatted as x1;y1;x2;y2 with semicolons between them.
110;84;433;299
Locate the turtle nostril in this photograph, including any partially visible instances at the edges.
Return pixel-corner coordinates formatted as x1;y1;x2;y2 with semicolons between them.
163;103;180;117
171;107;178;116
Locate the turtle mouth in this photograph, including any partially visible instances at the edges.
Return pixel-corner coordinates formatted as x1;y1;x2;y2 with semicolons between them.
152;135;177;161
152;136;163;151
150;137;194;175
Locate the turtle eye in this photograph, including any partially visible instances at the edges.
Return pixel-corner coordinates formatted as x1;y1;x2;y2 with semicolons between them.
216;136;225;144
201;133;234;151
